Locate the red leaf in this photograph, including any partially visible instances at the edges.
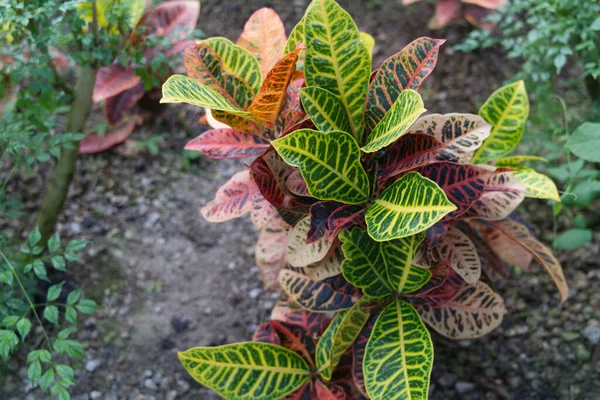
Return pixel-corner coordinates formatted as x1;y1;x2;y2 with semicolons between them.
271;305;330;337
378;133;445;180
237;8;287;76
418;162;491;219
79;119;137;154
252;321;281;345
462;170;526;220
286;170;309;197
248;49;301;129
200;170;257;222
405;265;463;306
143;0;200;42
326;205;366;242
428;0;463;29
424;221;449;250
365;37;445;132
250;152;286;208
250;191;277;230
314;381;347;400
256;215;290;291
93;65;141;103
104;82;145;126
184;128;269;159
307;201;344;244
271;320;316;363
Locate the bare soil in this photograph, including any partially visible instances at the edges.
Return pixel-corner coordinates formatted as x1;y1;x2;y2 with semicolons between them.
2;1;599;399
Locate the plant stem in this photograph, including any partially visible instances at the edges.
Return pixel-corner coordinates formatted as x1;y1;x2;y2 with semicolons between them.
34;66;97;245
584;75;600;120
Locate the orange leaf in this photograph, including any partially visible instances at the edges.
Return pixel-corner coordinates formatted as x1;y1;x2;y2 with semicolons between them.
237;8;287;77
247;49;301;128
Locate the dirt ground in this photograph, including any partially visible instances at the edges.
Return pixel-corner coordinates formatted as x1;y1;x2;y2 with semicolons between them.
2;1;600;399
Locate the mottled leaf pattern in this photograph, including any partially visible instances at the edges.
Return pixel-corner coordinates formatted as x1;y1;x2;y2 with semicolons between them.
417;281;506;339
237;8;287;76
366;172;456;241
248;49;301;128
279;270;361;312
287;216;333;267
304;0;371;139
352;314;376;397
185;128;270;159
308;201;343;243
200;170;257;222
365;37;445;132
327;205;366;241
93;64;141;103
178;342;310;400
436;226;481;285
286;170;310;197
418;162;490;219
465;171;526;221
364;300;433;400
316;296;374;380
362;89;426;153
256;215;291;291
300;87;352;133
272;129;370;204
250;153;286;208
285;17;306;56
410;113;491;163
511;167;560;202
379;133;445;180
251;192;278;230
360;32;375;61
303;244;344;281
204;37;263;93
472;81;529;163
488;219;568;302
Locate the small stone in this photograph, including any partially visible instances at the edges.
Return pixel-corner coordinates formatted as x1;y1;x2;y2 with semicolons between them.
455;382;476;394
576;344;591;361
171;317;190;333
90;391;102;400
177;379;191;393
144;378;158;391
249;288;262;299
85;359;103;373
143;369;153;378
561;331;580;342
166;390;178;400
438;373;457;387
582;324;600;344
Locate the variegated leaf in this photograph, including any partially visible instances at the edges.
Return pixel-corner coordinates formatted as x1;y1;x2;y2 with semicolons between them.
300;87;352;133
366;172;456;241
496;155;547;165
303;243;344;281
287;216;333;267
379;133;446;180
178;342;310;400
204;37;263;93
340;228;430;297
316;296;375;380
308;202;344;244
286;170;310;197
237;8;287;76
511;167;560;202
465;170;526;221
200;170;257;222
304;0;371;139
251;191;278;230
417;281;506;339
405;265;464;307
248;49;301;128
272;129;370;204
365;37;445;132
436;226;481;285
472;80;530;163
327;204;366;242
285;17;306;56
212;109;262;134
362;89;426;153
270;304;331;336
279;270;361;312
428;0;463;29
360;32;375;61
250;153;286;208
161;75;253;118
410;113;491;163
93;64;141;103
256;215;291;291
418;162;491;219
488;219;568;302
364;300;433;400
184;128;270;159
352;314;376;397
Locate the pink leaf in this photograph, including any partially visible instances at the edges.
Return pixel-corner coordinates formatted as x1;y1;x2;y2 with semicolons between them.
143;0;200;42
185;128;270;159
79;119;138;154
104;82;145;126
200;170;258;222
93;65;141;103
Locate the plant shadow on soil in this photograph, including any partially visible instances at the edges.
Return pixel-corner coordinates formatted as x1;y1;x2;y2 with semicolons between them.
2;0;600;399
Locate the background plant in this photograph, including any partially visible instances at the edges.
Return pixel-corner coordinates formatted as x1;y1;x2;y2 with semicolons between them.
160;1;567;399
403;0;507;30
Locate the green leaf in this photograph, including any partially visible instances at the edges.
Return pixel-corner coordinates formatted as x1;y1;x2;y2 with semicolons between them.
361;89;426;152
316;296;375;380
567;122;600;162
28;359;42;383
304;0;371;139
39;367;55;391
364;300;433;400
28;349;52;363
511;167;561;202
65;239;88;252
48;233;61;253
65;307;77;324
16;318;31;340
56;364;74;381
553;229;593;250
366;172;456;241
127;0;146;27
47;282;64;302
567;180;600;208
300;87;351;133
161;75;253;116
28;227;41;247
44;306;59;325
51;255;66;271
472;80;530;163
178;342;310;400
203;37;263;93
53;339;84;358
67;288;82;305
272;129;370;204
33;261;49;281
496;155;548;165
2;315;19;326
75;299;98;314
284;16;305;56
360;32;375;61
0;330;19;359
340;228;430;297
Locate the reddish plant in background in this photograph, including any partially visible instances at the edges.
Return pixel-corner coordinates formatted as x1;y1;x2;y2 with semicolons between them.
404;0;506;30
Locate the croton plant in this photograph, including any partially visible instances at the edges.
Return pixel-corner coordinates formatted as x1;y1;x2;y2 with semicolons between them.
404;0;506;30
161;1;567;399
